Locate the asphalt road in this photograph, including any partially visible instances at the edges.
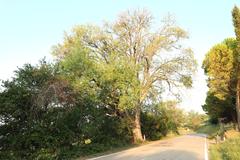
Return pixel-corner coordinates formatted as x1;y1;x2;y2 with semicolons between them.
88;134;208;160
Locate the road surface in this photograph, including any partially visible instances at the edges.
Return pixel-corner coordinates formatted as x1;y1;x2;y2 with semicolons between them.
88;134;208;160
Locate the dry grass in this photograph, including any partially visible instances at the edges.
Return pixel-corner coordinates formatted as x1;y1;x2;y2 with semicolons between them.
225;129;240;139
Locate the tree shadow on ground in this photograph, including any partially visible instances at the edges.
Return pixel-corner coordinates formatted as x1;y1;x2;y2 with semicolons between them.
100;149;200;160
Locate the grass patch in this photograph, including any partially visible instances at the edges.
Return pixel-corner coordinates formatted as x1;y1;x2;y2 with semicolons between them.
209;145;222;160
209;136;240;160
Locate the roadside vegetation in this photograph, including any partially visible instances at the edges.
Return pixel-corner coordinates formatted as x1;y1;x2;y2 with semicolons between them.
0;9;197;159
209;129;240;160
196;123;240;160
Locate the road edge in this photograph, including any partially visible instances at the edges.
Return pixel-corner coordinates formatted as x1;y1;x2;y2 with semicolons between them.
204;135;208;160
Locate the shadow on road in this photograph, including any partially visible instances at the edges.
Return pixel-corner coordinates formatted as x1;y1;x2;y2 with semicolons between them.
88;134;206;160
187;133;207;138
112;149;199;160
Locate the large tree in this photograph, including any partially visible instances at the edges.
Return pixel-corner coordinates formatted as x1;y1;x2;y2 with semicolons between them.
53;10;196;142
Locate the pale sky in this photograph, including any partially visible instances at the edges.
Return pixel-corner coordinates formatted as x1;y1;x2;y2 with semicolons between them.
0;0;239;112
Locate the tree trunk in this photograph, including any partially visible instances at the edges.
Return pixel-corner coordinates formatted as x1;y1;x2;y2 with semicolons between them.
132;108;143;143
236;79;240;131
231;110;238;131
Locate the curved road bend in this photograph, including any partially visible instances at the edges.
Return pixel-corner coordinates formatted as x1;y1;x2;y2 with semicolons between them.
88;134;208;160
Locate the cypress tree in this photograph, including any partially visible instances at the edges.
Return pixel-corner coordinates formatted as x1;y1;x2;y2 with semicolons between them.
232;5;240;130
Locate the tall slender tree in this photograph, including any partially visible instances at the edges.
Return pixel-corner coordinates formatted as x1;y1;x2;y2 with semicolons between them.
232;6;240;130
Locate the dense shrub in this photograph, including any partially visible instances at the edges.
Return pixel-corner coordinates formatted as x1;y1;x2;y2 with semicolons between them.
0;62;129;159
141;102;185;140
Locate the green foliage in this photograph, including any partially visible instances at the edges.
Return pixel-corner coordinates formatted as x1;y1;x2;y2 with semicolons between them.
0;58;187;159
0;59;133;159
232;6;240;54
203;41;235;100
202;92;235;123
